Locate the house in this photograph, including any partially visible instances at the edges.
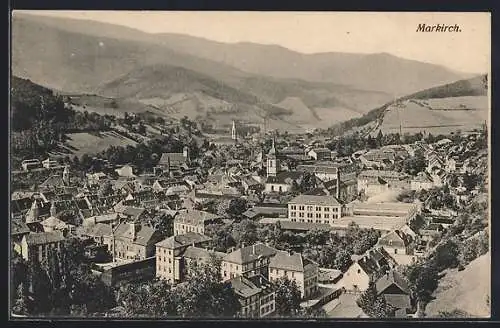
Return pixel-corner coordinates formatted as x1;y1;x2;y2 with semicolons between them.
243;203;288;221
21;159;41;171
113;222;163;261
222;243;278;281
377;230;417;266
264;171;304;194
40;216;70;234
287;194;343;225
159;147;190;171
155;232;212;283
340;248;396;293
308;148;331;161
357;170;410;196
241;175;264;195
410;172;434;191
229;275;276;318
269;251;319;299
115;165;136;178
12;219;31;254
173;209;222;236
375;270;414;317
86;172;108;185
20;231;66;263
42;158;59;169
81;223;114;251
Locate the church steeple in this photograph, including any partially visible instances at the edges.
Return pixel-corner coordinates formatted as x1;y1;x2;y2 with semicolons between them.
267;135;279;177
26;200;40;223
231;120;237;141
50;201;57;217
63;165;70;185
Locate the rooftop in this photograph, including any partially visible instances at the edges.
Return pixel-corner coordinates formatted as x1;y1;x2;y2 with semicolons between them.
223;242;278;265
24;231;66;246
289;194;341;206
156;232;212;249
175;210;221;226
269;250;317;272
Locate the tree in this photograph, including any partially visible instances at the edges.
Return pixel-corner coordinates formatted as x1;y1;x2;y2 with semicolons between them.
150;213;174;238
357;282;395;318
403;263;439;305
226;198;248;219
272;277;302;317
334;249;352;272
376;130;384;147
12;283;29;315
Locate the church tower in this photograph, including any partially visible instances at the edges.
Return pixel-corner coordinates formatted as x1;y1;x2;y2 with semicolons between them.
267;136;279;177
231;120;237;141
50;201;57;217
63;165;70;185
26;200;40;223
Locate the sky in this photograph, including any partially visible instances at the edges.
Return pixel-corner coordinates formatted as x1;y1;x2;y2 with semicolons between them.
17;11;491;74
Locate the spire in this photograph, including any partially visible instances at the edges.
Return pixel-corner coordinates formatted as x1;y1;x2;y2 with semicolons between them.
231;120;237;140
50;201;57;217
63;165;70;185
26;200;40;223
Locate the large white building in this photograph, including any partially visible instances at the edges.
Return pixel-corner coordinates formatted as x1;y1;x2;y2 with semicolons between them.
287;194;344;225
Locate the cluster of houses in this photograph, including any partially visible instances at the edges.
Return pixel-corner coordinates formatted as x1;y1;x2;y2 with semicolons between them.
11;127;486;317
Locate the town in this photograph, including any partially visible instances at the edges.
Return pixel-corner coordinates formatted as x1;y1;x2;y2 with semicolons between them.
11;112;489;318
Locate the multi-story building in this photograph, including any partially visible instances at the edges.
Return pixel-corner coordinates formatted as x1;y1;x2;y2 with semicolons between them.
20;231;66;263
229;275;276;318
357;170;410;196
113;222;163;261
155;232;212;283
268;251;319;299
173;209;222;236
287;194;343;225
307;148;332;161
221;243;278;281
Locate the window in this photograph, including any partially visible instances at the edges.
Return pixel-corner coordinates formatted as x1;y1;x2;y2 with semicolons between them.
299;213;304;218
357;269;361;274
307;206;313;211
307;213;313;218
324;214;329;219
169;268;172;273
324;207;330;212
291;205;296;210
291;219;296;222
394;248;398;254
316;213;321;218
291;212;296;217
291;272;294;278
279;186;283;192
316;206;321;211
271;185;275;191
299;206;305;210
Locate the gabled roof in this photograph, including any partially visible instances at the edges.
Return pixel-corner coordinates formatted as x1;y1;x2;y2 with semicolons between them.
266;171;304;185
41;216;68;229
156;232;211;249
269;250;318;272
159;153;187;166
84;223;113;237
174;210;221;226
378;230;412;248
229;275;262;298
183;246;225;261
223;243;278;265
114;223;158;246
375;270;411;296
24;231;65;246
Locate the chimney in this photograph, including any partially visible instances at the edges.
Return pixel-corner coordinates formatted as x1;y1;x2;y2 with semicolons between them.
252;244;255;255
